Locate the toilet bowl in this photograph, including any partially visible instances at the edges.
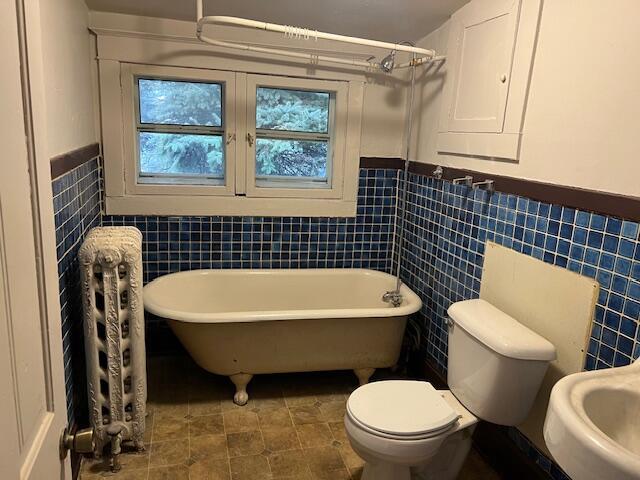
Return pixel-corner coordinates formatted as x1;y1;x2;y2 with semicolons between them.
344;299;557;480
345;382;478;480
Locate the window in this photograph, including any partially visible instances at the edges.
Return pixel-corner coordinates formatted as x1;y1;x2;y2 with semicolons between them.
245;75;348;200
136;78;225;185
110;64;362;215
255;87;331;186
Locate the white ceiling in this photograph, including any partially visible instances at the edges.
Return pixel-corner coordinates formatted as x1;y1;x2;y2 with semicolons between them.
85;0;469;43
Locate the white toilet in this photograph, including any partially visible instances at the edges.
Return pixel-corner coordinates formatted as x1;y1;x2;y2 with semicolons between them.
344;299;556;480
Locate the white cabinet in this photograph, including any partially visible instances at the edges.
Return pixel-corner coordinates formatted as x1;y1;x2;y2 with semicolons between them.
438;0;541;160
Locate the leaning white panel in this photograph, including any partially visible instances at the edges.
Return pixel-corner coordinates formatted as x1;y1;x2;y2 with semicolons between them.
79;226;146;470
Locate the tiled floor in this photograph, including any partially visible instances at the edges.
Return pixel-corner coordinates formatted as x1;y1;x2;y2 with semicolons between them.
81;355;501;480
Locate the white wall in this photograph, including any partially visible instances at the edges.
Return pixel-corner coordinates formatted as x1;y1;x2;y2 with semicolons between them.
413;0;640;198
89;12;410;159
38;0;97;158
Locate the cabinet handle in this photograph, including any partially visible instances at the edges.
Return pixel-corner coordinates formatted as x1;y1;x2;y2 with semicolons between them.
500;74;507;83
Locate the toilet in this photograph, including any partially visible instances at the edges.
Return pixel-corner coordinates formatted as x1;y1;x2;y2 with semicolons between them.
344;299;556;480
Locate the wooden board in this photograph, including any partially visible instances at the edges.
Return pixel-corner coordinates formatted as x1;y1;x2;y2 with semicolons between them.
480;242;598;455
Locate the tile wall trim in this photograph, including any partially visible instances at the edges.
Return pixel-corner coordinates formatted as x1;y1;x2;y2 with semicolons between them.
50;143;100;179
359;157;640;222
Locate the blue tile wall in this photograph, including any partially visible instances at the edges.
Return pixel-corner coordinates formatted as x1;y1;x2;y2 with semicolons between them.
53;158;640;479
52;157;102;427
397;172;639;479
102;169;399;283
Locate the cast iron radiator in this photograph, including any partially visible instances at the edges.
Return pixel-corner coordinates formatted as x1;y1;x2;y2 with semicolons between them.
79;226;146;470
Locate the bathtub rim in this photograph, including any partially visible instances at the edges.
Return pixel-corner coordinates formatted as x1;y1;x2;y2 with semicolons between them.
143;268;422;323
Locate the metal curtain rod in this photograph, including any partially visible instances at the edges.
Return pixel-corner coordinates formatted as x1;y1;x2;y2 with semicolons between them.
195;0;444;71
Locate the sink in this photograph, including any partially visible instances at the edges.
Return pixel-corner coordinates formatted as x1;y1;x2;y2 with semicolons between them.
544;358;640;479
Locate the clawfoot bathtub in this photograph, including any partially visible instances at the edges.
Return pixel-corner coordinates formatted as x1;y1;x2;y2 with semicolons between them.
144;269;421;405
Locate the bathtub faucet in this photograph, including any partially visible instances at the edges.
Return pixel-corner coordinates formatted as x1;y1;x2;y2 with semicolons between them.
382;290;403;307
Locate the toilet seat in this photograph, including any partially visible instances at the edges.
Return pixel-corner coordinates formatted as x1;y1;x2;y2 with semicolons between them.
346;410;457;440
346;380;460;440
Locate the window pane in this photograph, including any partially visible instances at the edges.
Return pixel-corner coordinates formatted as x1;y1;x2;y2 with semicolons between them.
138;79;222;127
138;132;224;177
256;138;327;178
256;87;329;133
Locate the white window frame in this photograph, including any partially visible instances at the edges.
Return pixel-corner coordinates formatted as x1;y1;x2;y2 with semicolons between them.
121;64;236;197
102;61;363;217
245;74;348;200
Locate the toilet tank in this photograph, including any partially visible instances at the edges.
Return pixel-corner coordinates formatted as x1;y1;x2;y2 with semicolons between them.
447;299;556;426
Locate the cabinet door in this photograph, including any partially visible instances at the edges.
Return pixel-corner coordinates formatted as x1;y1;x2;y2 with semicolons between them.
445;0;521;134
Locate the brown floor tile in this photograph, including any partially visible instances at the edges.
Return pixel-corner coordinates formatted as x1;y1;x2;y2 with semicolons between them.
82;448;149;475
337;444;365;470
219;400;241;412
148;464;189;480
189;398;223;416
268;449;310;477
227;430;265;457
303;446;347;475
318;401;347;423
328;422;348;444
118;447;152;471
296;423;334;448
189;382;228;399
313;382;350;404
190;433;229;461
272;475;313;480
348;465;363;480
80;469;148;480
143;412;155;443
229;454;270;480
147;390;189;420
315;392;348;403
261;426;301;452
290;405;325;425
190;413;225;436
257;407;293;429
152;417;189;441
250;380;286;409
284;395;317;407
140;359;504;480
149;438;189;467
282;385;317;407
252;395;287;410
189;457;232;480
223;409;260;433
311;467;352;479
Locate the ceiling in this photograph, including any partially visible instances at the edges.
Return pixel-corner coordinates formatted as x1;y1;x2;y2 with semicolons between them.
85;0;469;43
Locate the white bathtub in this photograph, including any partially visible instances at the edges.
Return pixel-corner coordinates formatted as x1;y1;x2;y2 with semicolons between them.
143;268;422;405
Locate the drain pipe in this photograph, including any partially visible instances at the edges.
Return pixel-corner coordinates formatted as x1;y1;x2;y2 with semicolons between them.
383;52;417;308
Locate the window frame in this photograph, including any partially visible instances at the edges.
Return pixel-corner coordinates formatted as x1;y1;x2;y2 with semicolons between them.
245;75;348;199
121;64;237;197
105;62;363;216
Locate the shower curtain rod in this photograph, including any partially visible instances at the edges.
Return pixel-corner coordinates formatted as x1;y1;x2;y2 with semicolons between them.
195;0;444;71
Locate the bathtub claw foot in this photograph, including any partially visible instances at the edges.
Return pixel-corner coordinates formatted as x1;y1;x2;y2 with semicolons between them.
354;368;375;386
230;373;253;406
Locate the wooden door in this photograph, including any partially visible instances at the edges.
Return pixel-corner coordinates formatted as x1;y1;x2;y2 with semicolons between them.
0;1;71;478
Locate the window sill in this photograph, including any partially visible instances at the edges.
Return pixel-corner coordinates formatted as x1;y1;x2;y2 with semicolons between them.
105;195;357;217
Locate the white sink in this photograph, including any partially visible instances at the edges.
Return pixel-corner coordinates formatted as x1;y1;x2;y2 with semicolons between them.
544;358;640;480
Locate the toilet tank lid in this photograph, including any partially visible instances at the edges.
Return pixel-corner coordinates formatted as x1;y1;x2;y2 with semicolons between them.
447;299;556;361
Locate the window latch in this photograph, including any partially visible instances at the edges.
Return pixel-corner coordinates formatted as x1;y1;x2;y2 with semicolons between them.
226;133;236;145
246;133;254;147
